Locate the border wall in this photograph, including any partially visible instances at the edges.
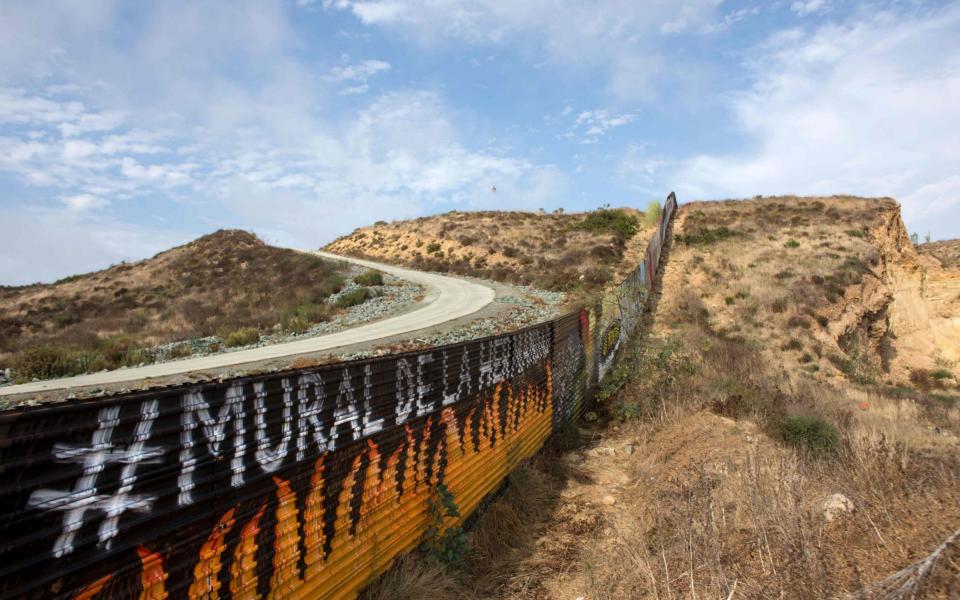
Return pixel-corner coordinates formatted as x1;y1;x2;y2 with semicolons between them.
0;193;677;600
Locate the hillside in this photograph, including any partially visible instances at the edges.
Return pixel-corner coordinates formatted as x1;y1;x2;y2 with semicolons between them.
325;206;659;293
361;196;960;599
919;238;960;269
0;230;352;381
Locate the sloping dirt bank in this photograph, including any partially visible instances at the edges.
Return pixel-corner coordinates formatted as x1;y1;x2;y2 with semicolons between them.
360;197;959;600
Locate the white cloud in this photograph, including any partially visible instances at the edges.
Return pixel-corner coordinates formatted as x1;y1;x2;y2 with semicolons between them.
791;0;829;16
567;109;635;144
322;0;726;102
63;193;108;211
667;6;960;239
328;58;391;94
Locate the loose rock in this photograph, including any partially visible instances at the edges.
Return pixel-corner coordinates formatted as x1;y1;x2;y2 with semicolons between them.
822;493;855;522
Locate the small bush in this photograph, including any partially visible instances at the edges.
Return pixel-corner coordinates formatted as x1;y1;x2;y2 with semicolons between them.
910;369;946;391
423;484;467;566
779;414;840;454
675;226;739;246
353;270;383;286
644;201;663;226
281;300;331;333
98;335;145;367
426;242;441;254
784;239;800;248
223;327;260;348
335;287;373;308
283;316;311;334
782;339;803;351
931;368;953;380
725;296;736;305
12;346;91;382
575;208;640;239
770;297;788;313
799;352;814;364
787;315;811;329
168;344;192;359
845;229;865;238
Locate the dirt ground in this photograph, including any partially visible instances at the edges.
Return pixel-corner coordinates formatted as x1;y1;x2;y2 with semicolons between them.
325;206;658;295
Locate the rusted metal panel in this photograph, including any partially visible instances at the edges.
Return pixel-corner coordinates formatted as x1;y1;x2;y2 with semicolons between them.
0;193;678;600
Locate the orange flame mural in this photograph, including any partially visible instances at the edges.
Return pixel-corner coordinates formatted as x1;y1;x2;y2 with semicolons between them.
74;363;552;600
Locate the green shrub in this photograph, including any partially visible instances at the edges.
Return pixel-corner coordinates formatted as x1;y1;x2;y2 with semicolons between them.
12;346;93;382
353;270;383;286
223;327;260;348
296;301;333;323
644;201;663;226
725;296;735;305
782;339;802;351
423;484;468;566
335;287;373;308
575;208;640;239
779;414;840;454
426;242;442;254
784;239;800;248
799;352;814;364
931;368;953;380
97;335;149;367
314;273;345;299
845;229;865;238
675;226;739;246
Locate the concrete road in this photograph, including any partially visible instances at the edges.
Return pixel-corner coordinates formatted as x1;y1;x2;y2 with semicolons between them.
0;251;496;396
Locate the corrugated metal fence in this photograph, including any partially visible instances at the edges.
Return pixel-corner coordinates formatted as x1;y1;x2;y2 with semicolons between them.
0;193;677;600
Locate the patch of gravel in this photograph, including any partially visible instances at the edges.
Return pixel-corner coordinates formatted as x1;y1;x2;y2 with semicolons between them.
337;284;567;361
143;270;422;360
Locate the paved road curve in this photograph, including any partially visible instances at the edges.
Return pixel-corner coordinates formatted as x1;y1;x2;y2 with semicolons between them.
0;251;496;396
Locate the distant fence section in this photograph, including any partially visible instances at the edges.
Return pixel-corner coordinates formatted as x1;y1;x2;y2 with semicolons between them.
0;193;677;600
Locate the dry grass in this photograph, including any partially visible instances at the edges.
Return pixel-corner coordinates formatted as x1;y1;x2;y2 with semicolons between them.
0;230;349;378
360;197;959;600
324;207;656;294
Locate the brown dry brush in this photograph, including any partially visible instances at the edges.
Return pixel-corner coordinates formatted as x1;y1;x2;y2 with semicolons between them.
585;312;960;599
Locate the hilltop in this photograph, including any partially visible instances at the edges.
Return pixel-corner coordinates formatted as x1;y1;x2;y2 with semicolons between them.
0;230;351;381
920;238;960;269
325;206;660;293
361;196;960;599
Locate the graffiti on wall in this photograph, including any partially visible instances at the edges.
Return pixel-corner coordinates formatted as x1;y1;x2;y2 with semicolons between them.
0;193;676;600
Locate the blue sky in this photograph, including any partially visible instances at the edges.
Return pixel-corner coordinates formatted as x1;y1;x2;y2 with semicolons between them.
1;0;958;284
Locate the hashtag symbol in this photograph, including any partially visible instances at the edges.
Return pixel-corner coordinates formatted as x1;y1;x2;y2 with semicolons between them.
27;399;163;557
